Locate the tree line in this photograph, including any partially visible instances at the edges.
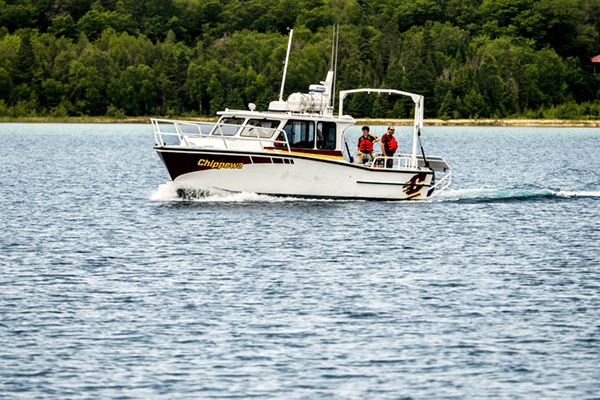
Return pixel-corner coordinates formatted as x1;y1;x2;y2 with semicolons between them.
1;0;600;120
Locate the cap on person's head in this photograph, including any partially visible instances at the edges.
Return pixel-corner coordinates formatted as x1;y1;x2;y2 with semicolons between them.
362;126;369;132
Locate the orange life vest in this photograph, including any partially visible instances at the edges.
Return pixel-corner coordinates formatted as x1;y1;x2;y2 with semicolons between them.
358;135;375;152
382;134;398;153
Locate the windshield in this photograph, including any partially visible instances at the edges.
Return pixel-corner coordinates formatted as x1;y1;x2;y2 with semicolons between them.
214;117;244;136
240;119;280;138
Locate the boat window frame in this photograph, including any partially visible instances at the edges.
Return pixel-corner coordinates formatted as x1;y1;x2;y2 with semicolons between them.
240;118;281;139
317;121;336;150
213;117;245;136
283;119;315;149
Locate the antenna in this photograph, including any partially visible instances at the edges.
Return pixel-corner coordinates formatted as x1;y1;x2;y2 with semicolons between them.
330;25;335;71
332;24;339;112
279;29;294;102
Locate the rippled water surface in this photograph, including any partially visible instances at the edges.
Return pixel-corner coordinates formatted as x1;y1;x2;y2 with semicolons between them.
1;123;599;399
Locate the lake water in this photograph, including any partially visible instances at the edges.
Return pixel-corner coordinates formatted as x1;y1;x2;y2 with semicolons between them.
1;123;599;399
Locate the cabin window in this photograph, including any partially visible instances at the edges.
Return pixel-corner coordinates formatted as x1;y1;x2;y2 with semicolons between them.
317;122;336;150
214;117;244;136
240;119;280;138
283;120;314;148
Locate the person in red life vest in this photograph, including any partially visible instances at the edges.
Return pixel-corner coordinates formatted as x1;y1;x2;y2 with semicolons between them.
381;126;398;168
356;126;379;164
274;132;286;147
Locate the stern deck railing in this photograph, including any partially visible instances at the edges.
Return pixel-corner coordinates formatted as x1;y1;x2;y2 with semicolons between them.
368;154;452;197
428;171;452;198
369;155;413;170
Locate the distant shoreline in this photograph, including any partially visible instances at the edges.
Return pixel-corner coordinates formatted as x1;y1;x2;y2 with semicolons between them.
1;116;600;127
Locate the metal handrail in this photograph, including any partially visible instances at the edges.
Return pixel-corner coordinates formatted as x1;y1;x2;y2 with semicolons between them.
369;154;413;169
151;118;292;153
428;171;452;198
153;118;210;145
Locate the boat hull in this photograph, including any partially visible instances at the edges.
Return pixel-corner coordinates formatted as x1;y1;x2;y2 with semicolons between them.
155;146;435;200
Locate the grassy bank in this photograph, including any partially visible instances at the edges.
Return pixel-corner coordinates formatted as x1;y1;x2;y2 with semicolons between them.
2;116;600;127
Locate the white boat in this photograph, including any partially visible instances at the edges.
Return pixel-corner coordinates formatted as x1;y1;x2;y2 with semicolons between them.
152;31;451;201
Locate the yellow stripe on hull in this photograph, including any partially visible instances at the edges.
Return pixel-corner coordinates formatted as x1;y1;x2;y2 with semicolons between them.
265;148;344;161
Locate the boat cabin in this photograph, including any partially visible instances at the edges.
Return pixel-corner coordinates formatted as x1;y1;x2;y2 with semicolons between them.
176;105;355;162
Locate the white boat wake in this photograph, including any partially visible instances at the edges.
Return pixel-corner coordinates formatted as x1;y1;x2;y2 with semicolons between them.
555;190;600;197
150;182;271;202
433;188;600;201
150;182;344;203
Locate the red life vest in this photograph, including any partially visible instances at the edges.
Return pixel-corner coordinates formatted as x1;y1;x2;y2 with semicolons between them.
382;134;398;153
358;135;375;152
274;133;285;147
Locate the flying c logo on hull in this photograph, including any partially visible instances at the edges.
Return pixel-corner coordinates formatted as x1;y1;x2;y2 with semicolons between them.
403;173;428;198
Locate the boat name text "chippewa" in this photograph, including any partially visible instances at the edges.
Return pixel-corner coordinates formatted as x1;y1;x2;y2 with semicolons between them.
198;159;244;169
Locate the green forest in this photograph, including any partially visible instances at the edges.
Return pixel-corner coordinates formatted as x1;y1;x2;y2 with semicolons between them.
2;0;600;120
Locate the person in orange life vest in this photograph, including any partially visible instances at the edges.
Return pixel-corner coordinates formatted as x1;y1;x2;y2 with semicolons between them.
356;126;379;164
381;126;398;168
